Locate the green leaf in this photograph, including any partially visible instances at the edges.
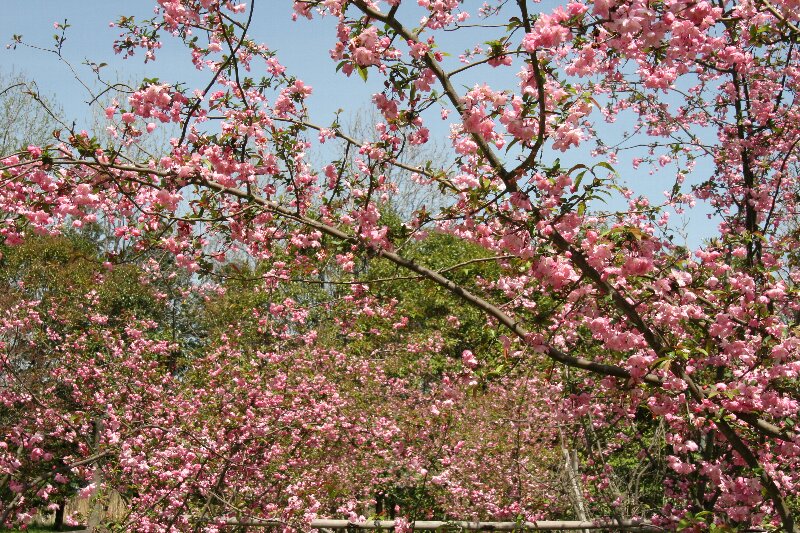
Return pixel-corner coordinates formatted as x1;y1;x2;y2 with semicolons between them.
594;161;616;173
505;137;519;153
567;163;588;174
651;356;672;369
573;170;587;189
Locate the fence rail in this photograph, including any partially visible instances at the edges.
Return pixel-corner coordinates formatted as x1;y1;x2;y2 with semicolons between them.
69;517;659;532
215;518;659;531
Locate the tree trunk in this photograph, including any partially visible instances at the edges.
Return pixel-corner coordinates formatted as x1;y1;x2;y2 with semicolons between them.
54;500;65;531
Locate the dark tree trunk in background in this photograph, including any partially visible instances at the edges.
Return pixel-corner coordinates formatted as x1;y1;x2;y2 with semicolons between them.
54;500;65;531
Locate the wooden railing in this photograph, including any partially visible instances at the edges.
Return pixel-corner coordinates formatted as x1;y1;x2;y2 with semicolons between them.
214;518;660;531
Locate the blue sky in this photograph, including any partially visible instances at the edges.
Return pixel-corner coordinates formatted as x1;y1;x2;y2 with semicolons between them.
2;1;717;248
1;1;375;128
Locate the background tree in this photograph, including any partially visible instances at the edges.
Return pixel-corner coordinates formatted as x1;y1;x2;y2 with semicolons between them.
0;70;62;156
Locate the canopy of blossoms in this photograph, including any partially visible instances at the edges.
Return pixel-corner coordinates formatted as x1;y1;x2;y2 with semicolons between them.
1;0;800;531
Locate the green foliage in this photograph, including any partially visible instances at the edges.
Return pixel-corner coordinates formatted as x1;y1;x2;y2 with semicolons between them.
340;226;505;382
0;232;164;329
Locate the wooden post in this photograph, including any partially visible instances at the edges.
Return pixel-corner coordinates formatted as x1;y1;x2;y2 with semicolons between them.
559;425;589;533
87;417;104;532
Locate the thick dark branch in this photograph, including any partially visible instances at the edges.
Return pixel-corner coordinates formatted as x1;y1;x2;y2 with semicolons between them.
47;157;800;446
